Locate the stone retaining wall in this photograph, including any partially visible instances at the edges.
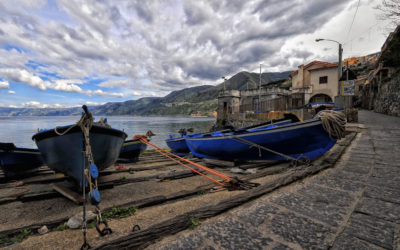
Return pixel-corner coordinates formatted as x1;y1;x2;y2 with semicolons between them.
373;73;400;117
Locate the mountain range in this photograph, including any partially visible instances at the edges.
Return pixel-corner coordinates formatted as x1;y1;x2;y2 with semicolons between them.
0;71;292;116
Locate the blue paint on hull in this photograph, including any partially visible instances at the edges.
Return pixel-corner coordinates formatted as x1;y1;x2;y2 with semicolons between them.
166;137;190;154
0;147;43;177
33;125;126;185
185;119;336;161
119;139;147;162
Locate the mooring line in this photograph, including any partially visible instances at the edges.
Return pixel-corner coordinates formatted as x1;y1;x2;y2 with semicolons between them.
140;139;230;187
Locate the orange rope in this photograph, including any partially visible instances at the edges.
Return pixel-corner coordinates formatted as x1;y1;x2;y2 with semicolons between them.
140;138;232;186
153;147;228;186
142;139;231;181
8;181;30;197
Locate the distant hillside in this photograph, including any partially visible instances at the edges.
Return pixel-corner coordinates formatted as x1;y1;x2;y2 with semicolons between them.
186;71;292;103
162;85;214;103
0;71;292;116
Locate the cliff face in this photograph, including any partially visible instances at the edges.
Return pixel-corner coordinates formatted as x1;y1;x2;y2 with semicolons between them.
373;71;400;117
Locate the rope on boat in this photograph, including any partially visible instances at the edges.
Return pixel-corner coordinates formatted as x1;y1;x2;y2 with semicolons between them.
140;139;259;190
316;110;346;140
53;105;111;249
230;137;311;166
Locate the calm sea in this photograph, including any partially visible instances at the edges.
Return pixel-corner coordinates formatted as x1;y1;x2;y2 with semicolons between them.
0;116;216;149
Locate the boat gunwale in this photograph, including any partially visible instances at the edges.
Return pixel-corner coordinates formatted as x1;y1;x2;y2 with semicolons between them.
166;137;186;143
185;118;323;141
32;124;127;142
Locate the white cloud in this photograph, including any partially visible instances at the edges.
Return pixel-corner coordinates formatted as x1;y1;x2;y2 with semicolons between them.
98;79;130;88
8;90;15;94
0;68;49;90
85;101;106;106
19;101;73;108
86;89;124;98
0;81;9;89
0;68;125;97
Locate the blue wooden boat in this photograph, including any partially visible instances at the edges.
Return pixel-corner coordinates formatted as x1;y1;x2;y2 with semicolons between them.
165;128;195;154
0;143;43;177
166;118;294;154
166;136;191;154
185;118;336;161
119;139;147;162
32;123;127;185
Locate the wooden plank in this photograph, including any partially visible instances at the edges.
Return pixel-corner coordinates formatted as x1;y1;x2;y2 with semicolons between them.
51;183;83;205
203;158;237;168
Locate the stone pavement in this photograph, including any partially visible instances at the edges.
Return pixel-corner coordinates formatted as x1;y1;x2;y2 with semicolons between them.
146;110;400;250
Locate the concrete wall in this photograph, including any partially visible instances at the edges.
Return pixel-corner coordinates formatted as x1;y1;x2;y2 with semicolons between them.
217;90;240;121
307;67;338;103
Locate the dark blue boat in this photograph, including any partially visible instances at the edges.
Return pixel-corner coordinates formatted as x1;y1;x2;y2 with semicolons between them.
165;128;194;154
0;143;43;177
166;119;293;154
119;139;147;162
166;136;191;154
185;118;337;161
32;123;127;185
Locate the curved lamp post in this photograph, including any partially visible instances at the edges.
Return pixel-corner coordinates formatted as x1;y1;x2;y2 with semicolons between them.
315;38;343;96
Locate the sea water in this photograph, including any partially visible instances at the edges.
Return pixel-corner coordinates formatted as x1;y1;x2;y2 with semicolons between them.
0;116;215;148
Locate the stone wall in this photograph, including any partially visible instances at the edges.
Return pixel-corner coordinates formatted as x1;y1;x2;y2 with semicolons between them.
373;72;400;117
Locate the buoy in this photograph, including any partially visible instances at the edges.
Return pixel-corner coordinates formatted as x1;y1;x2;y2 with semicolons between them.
88;188;101;205
89;164;99;179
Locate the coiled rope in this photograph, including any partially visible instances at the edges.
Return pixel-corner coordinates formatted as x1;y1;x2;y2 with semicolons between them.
316;110;346;140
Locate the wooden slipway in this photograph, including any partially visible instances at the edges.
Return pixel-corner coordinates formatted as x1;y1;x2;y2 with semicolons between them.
0;132;356;249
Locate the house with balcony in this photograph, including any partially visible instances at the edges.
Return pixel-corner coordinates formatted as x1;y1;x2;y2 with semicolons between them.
290;60;339;104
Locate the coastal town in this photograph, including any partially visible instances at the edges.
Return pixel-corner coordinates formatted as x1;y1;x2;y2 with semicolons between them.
0;1;399;250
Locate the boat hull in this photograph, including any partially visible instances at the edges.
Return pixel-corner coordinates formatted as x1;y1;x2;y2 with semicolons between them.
0;145;43;177
119;139;147;162
166;137;190;154
185;119;335;161
33;125;127;185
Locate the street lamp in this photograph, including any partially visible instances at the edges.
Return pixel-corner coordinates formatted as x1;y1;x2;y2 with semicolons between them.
315;38;343;96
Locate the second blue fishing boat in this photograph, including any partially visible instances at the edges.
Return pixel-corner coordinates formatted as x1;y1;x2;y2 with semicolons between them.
119;138;147;162
0;143;43;177
185;117;341;161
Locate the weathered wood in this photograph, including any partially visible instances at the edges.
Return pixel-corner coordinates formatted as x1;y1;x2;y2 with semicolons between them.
1;169;202;205
239;160;281;170
94;133;356;250
203;158;237;168
51;183;83;205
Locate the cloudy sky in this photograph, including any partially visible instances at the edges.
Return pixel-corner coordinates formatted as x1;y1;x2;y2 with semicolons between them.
0;0;391;108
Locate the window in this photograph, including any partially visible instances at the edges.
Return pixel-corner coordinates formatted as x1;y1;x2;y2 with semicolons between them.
319;76;328;84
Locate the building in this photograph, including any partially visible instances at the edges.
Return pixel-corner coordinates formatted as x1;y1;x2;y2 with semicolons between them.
217;87;303;124
290;60;340;104
216;60;342;124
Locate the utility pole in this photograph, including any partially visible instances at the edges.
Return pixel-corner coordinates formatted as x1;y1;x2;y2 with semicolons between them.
338;43;343;96
259;63;262;113
316;38;343;97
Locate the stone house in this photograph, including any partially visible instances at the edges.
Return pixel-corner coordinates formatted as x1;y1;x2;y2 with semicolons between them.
290;60;340;104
